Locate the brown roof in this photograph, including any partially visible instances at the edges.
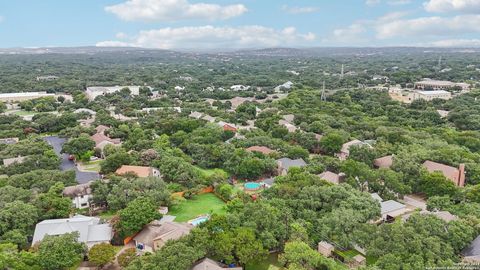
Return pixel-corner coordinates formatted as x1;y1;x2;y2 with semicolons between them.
134;221;193;249
95;125;110;134
115;165;152;178
374;155;393;168
63;182;92;198
246;146;275;155
90;133;121;147
422;160;465;186
191;258;242;270
318;171;341;184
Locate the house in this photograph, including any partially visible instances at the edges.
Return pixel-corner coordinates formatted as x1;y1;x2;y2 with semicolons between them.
349;255;366;268
277;158;307;175
246;146;275;155
380;200;409;220
282;114;295;124
32;215;112;248
191;258;242;270
36;75;59;81
0;137;19;145
217;121;237;132
402;210;458;223
115;165;161;178
133;221;193;253
201;114;216;123
373;155;393;169
230;85;250;91
85;86;142;101
436;110;450;118
278;119;297;133
229;97;254;110
74;108;97;115
318;171;344;185
422;160;465;187
90;133;121;154
174;86;185;91
63;182;92;209
189;111;203;119
262;177;275;188
2;156;26;166
95;125;110;134
462;235;480;263
336;140;372;160
370;193;383;202
318;241;334;257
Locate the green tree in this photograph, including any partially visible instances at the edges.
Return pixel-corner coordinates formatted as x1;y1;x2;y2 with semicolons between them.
320;133;345;155
88;243;116;267
37;232;87;270
116;198;161;239
35;182;72;219
61;135;95;161
0;200;38;236
420;171;458;197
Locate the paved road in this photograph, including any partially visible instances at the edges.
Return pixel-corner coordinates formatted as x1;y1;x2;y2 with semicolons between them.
43;136;100;184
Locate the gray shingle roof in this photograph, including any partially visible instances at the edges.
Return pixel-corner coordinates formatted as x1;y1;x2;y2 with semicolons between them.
277;158;307;171
463;235;480;257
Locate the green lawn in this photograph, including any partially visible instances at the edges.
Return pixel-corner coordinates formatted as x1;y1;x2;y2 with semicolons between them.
80;159;102;172
195;167;229;178
246;253;283;270
169;193;226;222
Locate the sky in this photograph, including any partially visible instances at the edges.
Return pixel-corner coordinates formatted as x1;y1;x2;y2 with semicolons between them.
0;0;480;49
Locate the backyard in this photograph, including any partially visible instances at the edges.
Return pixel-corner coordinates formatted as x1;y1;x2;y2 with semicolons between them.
246;253;283;270
169;193;227;222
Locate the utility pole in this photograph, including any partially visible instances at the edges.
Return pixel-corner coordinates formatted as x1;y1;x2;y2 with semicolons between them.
341;64;344;79
320;80;326;101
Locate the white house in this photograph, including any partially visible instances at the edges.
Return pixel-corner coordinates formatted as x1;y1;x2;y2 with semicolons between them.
230;85;250;91
32;215;112;248
63;182;93;209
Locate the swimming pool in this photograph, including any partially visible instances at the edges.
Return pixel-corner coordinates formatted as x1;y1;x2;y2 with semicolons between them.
244;182;261;191
188;216;209;226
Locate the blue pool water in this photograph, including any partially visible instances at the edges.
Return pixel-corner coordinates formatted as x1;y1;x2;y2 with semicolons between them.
189;216;209;226
244;182;261;190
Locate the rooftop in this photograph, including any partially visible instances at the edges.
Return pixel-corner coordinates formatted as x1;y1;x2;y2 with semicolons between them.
115;165;154;178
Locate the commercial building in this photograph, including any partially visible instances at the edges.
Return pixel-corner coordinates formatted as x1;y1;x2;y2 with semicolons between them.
0;92;55;103
85;86;142;101
415;79;470;91
411;90;452;101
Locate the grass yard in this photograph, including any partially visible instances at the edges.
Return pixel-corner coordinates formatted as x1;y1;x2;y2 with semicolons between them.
246;253;283;270
335;249;362;262
195;167;229;178
79;159;102;172
169;193;226;222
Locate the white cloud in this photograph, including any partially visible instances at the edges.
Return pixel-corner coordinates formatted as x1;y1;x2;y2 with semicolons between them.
424;0;480;13
97;25;316;49
330;23;367;43
428;39;480;47
366;0;381;6
366;0;411;6
281;5;319;14
105;0;247;22
115;32;128;39
376;14;480;39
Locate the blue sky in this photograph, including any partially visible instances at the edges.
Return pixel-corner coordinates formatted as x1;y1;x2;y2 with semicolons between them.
1;0;480;49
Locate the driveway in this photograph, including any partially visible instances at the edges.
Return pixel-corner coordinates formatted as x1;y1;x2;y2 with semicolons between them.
44;136;100;184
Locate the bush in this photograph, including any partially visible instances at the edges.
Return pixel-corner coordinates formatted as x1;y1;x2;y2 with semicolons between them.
118;248;137;267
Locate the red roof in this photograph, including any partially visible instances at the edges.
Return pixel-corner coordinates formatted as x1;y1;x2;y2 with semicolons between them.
422;160;465;187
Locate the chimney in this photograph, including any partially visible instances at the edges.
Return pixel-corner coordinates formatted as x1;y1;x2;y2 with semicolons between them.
458;164;465;187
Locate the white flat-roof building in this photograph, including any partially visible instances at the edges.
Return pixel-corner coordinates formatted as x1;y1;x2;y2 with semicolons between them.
415;79;470;91
412;90;452;101
85;86;142;101
0;92;55;103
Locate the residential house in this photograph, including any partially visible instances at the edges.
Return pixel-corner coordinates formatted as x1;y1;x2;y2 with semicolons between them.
422;160;465;187
229;97;254;110
373;155;393;169
115;165;161;178
278;119;297;133
336;140;373;160
402;210;458;223
189;111;203;119
201;114;216;123
414;79;470;91
2;156;26;166
191;258;242;270
436;110;450;118
217;121;237;132
63;182;92;209
90;133;121;155
380;200;409;221
262;177;275;188
274;81;293;92
0;92;55;103
0;137;19;145
277;158;307;175
318;241;334;257
246;146;275;155
230;85;250;91
32;215;112;248
134;221;193;253
318;171;344;185
462;235;480;263
95;125;110;134
411;90;452;101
